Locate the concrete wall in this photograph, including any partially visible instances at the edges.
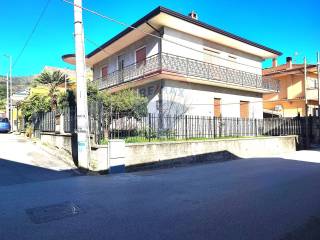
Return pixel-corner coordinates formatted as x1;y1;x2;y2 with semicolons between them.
125;136;297;168
40;132;73;153
162;80;263;118
162;27;263;75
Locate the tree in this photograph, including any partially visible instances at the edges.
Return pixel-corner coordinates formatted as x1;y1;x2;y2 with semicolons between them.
102;89;148;119
20;93;51;121
0;99;5;111
35;71;69;110
57;89;76;110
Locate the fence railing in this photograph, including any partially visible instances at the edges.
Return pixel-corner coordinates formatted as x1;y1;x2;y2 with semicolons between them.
95;52;280;92
107;113;304;142
29;106;306;144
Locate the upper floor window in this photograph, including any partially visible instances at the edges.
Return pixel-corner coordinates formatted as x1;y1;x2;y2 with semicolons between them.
101;65;108;78
136;47;146;66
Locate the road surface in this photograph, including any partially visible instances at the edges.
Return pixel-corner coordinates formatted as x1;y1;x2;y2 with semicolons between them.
0;133;78;186
0;133;320;240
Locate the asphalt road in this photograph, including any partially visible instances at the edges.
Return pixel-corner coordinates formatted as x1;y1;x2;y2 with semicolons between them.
1;133;320;240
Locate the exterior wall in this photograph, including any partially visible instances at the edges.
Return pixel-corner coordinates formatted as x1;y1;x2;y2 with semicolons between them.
125;136;297;167
136;81;161;114
263;72;318;117
92;34;159;81
162;80;263;118
161;27;263;75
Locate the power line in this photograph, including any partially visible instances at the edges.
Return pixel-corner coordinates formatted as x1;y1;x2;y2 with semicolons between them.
13;0;52;69
62;0;263;71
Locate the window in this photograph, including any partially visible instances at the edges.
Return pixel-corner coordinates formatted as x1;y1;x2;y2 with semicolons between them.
214;98;221;117
0;118;9;123
136;47;146;65
101;65;108;78
240;101;249;118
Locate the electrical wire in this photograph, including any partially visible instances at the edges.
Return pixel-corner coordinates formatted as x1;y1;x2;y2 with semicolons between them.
62;0;266;71
13;0;52;69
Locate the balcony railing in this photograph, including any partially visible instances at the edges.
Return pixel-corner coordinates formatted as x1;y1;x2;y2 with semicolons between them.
96;53;279;92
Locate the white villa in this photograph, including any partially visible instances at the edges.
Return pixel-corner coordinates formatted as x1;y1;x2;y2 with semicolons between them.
63;6;281;118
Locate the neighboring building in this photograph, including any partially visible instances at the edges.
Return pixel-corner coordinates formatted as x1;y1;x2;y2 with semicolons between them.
263;57;319;117
63;6;281;118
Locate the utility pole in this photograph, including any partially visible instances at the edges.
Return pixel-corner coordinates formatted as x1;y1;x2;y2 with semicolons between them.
73;0;91;169
317;52;320;117
9;56;12;130
6;73;9;118
3;55;12;128
304;57;309;148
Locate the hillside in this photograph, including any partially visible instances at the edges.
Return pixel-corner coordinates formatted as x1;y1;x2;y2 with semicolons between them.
0;75;35;98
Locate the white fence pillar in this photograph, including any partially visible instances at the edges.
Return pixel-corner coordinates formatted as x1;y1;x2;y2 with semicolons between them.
108;139;126;173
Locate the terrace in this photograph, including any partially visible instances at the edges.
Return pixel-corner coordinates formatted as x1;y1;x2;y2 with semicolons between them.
95;52;279;93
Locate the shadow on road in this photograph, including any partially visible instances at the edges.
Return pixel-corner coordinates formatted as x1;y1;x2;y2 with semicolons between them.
0;158;81;187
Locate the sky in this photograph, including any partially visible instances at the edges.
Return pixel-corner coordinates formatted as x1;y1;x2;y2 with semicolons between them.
0;0;319;77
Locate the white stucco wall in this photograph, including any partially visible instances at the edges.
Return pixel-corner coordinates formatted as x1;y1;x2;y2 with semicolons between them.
161;80;263;118
92;34;159;81
161;27;263;75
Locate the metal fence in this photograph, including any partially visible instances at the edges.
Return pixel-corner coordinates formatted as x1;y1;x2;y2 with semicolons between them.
29;106;305;144
32;111;56;133
107;113;304;142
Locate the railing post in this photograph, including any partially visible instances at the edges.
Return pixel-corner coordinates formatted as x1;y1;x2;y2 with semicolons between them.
185;115;188;140
254;118;258;136
148;113;151;142
213;116;216;138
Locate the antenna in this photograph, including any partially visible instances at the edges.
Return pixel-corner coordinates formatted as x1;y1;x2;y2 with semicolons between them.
294;51;299;63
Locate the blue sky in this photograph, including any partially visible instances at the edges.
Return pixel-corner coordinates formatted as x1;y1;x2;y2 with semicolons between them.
0;0;319;76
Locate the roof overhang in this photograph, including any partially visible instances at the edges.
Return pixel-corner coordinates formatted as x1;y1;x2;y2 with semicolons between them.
63;6;282;66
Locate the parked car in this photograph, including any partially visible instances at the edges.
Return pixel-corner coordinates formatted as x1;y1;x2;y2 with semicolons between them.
0;117;11;133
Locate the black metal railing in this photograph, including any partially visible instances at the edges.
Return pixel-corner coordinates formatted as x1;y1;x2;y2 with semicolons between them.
95;53;279;92
29;105;306;144
107;113;304;143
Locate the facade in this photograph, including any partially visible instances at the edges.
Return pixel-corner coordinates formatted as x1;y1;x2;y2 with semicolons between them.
63;6;281;118
263;57;319;117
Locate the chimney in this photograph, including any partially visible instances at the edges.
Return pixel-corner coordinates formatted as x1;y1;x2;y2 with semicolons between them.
286;57;292;69
188;11;198;20
272;58;278;67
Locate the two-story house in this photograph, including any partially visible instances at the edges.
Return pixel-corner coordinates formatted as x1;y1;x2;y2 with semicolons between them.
63;6;281;118
263;57;319;117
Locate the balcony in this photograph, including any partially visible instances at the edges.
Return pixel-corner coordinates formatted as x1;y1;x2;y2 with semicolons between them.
96;53;279;92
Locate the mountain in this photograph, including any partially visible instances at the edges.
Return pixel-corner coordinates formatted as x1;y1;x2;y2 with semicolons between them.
0;75;36;98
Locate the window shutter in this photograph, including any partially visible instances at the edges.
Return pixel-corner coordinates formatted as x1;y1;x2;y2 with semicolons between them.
136;47;146;64
214;98;221;117
101;66;108;78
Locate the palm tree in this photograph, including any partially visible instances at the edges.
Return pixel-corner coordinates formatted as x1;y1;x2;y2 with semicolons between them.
36;71;69;110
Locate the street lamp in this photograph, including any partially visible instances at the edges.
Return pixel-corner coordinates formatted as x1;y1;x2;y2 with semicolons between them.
3;54;12;129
